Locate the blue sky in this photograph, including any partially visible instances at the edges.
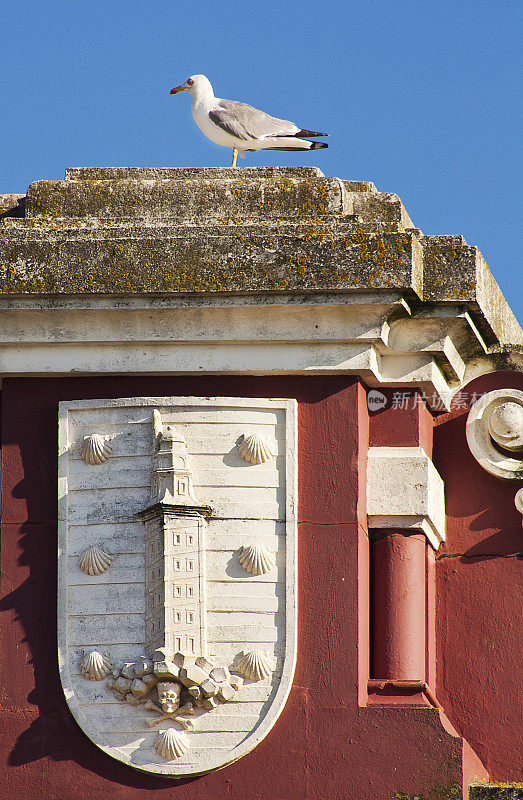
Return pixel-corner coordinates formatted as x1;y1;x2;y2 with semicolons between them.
2;1;521;323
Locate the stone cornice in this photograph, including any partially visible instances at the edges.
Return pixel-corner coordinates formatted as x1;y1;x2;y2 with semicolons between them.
1;167;521;405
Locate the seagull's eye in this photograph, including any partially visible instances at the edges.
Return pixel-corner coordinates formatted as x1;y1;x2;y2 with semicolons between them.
187;78;194;86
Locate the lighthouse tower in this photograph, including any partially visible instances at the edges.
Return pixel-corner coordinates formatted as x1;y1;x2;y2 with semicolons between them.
137;410;210;658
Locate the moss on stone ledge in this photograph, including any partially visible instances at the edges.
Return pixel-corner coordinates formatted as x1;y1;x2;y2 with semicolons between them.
0;229;420;295
469;784;523;800
0;168;520;347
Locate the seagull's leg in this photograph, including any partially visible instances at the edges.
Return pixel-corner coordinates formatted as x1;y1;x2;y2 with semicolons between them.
231;148;238;168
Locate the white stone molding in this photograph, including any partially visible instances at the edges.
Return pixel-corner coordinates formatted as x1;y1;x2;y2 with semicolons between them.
466;389;523;481
58;395;297;776
3;294;522;411
366;446;446;550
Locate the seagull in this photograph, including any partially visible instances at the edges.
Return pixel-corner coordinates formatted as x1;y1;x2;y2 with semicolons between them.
170;74;328;167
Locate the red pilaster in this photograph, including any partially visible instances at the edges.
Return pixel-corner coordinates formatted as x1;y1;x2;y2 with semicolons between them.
372;531;426;681
368;390;437;706
369;389;433;456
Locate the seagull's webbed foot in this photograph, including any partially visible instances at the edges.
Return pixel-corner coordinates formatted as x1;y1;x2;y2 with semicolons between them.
231;148;238;168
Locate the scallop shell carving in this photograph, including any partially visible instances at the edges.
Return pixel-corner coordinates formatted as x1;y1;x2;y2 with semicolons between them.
80;433;112;465
238;544;275;576
155;728;190;760
237;650;275;682
79;650;113;681
78;544;113;576
238;433;274;465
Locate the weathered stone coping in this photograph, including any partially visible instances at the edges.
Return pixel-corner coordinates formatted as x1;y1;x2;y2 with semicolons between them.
469;784;523;800
0;167;521;351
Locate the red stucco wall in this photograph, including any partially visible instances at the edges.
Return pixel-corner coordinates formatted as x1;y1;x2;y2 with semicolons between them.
433;372;523;782
1;373;515;798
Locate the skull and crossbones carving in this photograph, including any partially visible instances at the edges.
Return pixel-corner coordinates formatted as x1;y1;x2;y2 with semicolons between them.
145;681;195;729
158;681;181;713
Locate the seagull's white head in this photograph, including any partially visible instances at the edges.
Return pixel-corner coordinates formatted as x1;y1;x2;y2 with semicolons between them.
170;74;213;97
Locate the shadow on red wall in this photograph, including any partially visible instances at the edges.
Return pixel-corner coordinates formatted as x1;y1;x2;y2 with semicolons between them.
1;375;358;797
433;372;523;781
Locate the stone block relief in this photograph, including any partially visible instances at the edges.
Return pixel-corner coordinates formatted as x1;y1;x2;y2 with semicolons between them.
58;396;296;775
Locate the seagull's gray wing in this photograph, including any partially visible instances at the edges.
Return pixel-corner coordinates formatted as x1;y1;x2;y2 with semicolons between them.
209;99;298;141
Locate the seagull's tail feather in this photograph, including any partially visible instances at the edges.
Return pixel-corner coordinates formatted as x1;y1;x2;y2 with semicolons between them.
265;140;328;152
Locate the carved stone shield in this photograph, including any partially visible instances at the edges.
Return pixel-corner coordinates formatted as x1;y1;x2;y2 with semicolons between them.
58;396;297;776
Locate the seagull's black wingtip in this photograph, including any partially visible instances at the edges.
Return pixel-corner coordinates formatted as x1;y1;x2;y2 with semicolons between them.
296;129;328;138
309;142;328;150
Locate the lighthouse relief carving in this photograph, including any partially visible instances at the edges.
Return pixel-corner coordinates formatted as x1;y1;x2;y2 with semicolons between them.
58;396;297;776
138;410;210;658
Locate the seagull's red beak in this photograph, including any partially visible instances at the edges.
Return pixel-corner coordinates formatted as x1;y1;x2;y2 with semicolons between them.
170;85;184;95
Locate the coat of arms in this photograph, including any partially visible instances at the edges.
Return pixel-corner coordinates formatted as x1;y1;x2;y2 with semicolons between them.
58;396;297;776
